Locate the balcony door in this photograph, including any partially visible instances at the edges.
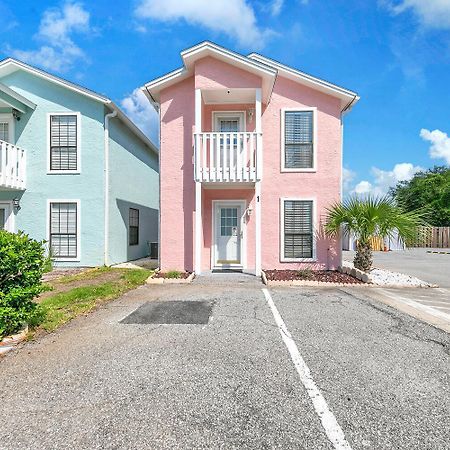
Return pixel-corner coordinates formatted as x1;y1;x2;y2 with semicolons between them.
213;112;245;172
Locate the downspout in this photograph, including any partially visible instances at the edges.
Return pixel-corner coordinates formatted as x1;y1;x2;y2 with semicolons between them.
104;109;117;266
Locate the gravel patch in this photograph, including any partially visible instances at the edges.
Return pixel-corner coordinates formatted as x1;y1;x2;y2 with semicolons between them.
342;260;433;287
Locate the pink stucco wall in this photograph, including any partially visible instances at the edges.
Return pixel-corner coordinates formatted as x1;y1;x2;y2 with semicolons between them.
159;55;342;272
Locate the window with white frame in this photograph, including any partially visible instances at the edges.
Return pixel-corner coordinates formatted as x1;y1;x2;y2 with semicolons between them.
50;114;78;171
283;110;314;169
282;200;314;259
49;202;78;258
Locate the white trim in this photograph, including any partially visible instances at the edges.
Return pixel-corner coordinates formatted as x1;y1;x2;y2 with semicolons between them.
47;199;81;262
248;53;359;105
0;81;37;112
0;201;14;232
280;107;317;173
280;197;317;262
46;112;81;174
212;200;247;270
255;182;261;276
0;58;109;103
212;111;246;132
181;42;277;77
0;59;157;154
0;113;15;143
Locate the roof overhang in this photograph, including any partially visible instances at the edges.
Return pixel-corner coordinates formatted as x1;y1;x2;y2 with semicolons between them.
0;82;36;113
0;58;158;154
142;41;277;105
248;53;359;112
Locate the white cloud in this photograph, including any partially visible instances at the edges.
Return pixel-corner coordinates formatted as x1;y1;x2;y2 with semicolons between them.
134;0;271;49
420;128;450;165
270;0;284;16
121;88;159;145
342;167;356;192
351;163;423;196
10;2;90;72
353;180;373;195
387;0;450;29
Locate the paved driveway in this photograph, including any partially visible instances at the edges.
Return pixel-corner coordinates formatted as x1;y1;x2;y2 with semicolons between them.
344;248;450;287
1;275;449;449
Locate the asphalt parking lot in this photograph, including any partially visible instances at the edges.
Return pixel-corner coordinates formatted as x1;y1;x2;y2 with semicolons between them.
1;275;449;449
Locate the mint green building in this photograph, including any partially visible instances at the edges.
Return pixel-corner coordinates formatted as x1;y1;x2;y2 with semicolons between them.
0;58;159;267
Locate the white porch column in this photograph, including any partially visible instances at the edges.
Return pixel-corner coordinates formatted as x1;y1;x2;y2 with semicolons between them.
255;88;262;277
255;181;261;277
195;89;202;274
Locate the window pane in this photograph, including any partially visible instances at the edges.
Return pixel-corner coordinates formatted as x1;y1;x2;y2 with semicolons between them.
284;111;313;169
129;208;139;245
284;200;313;259
50;202;77;258
0;122;9;142
50;115;78;171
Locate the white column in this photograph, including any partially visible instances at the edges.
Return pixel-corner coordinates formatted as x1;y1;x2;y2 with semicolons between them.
255;88;262;277
255;181;261;277
195;181;202;274
195;89;202;274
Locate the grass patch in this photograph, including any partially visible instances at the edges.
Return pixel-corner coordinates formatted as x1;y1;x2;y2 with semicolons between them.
55;267;113;284
39;268;152;333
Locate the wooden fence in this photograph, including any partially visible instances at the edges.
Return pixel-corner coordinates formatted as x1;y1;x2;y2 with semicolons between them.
408;226;450;248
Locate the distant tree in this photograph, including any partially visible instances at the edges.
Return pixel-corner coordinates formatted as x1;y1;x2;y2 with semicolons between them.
390;166;450;227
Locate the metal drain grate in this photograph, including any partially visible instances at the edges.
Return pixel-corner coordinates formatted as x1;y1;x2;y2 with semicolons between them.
121;301;212;325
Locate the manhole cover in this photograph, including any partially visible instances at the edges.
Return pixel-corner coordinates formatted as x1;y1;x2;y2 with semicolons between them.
121;301;212;324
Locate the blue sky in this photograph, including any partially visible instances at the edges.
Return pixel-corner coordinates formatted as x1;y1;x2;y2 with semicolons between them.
1;0;449;194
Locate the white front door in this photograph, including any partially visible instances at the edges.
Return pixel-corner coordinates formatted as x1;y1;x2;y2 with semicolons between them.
214;202;243;267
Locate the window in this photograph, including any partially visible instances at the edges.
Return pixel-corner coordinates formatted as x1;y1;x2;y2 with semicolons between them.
282;200;314;260
50;202;78;258
283;110;314;170
49;114;78;171
0;114;13;143
0;122;9;141
129;208;139;245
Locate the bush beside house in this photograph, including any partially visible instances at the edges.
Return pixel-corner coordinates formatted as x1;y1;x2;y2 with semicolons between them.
0;231;47;338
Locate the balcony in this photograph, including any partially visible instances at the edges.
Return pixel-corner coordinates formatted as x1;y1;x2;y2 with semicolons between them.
194;131;262;183
0;140;26;190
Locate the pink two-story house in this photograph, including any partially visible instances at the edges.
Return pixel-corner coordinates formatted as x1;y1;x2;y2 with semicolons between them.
142;42;359;276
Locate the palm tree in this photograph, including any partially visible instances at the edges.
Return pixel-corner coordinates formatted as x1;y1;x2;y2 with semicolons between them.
324;195;425;272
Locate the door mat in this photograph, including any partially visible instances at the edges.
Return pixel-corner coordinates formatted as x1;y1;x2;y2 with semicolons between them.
121;301;212;324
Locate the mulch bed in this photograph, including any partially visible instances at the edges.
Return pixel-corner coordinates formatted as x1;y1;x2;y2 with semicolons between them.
154;272;192;279
264;269;363;284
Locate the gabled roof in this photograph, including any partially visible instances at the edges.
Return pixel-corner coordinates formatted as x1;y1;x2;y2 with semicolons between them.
142;41;277;104
0;58;158;154
142;41;359;113
247;53;359;112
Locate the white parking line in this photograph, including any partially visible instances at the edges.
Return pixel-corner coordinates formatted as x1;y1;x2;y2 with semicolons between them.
262;288;352;450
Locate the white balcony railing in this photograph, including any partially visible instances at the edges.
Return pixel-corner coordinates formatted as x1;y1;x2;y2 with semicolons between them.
194;132;262;183
0;140;26;190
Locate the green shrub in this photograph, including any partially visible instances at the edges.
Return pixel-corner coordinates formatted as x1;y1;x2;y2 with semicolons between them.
166;270;181;279
0;230;48;338
296;269;314;280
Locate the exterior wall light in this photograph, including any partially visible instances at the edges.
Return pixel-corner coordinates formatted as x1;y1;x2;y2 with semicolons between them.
12;198;21;210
